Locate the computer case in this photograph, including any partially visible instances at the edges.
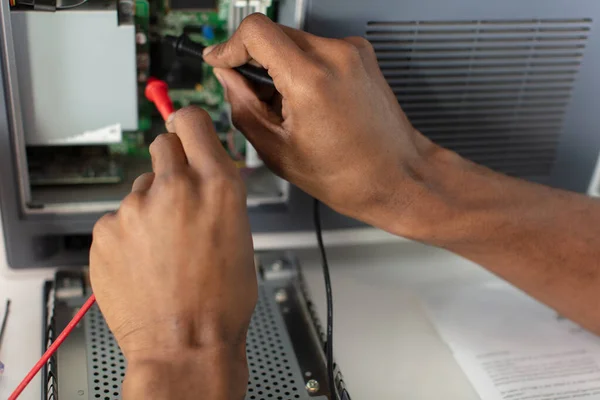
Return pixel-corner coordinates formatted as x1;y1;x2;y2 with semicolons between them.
2;0;600;268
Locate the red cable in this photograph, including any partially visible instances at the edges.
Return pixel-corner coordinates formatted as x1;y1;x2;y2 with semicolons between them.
8;294;96;400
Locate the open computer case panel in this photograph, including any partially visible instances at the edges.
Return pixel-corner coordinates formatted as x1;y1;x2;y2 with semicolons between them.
0;0;362;268
2;0;600;268
43;252;351;400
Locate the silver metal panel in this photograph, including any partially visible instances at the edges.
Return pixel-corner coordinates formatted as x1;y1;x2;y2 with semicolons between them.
83;284;327;400
11;10;138;145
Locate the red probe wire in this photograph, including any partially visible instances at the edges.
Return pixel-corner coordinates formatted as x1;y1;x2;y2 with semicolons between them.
8;294;96;400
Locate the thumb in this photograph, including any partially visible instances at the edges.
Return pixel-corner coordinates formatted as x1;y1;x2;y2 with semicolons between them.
213;68;283;148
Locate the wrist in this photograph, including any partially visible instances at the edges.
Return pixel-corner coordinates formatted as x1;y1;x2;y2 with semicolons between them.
365;136;492;246
123;345;248;400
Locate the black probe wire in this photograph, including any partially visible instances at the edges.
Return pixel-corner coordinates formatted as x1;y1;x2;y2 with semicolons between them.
0;299;10;349
313;198;336;399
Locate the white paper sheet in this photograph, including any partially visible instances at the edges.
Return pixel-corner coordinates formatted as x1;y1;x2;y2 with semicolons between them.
424;281;600;400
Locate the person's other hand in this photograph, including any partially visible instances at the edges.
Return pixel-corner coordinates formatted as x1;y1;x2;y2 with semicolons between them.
89;107;256;399
203;14;438;235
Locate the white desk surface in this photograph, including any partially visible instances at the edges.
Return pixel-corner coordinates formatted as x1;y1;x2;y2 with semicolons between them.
0;220;498;399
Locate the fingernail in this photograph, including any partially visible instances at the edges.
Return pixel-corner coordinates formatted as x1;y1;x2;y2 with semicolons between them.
214;70;228;101
203;45;216;57
165;111;176;131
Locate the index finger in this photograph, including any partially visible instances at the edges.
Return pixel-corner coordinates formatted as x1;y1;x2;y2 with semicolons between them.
166;106;232;174
202;13;313;94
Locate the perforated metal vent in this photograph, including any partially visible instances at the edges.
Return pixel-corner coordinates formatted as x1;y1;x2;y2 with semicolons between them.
366;18;592;178
85;306;126;400
84;285;315;400
246;286;304;400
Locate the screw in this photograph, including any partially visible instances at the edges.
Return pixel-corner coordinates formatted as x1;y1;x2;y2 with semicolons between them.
77;390;85;396
275;289;288;303
271;260;283;271
306;379;320;394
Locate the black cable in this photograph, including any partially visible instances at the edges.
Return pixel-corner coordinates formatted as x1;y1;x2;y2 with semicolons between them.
0;299;11;349
313;199;336;399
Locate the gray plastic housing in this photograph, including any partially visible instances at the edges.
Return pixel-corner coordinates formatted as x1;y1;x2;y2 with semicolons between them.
2;0;600;268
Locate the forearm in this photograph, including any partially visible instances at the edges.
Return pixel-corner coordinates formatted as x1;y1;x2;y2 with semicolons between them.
381;140;600;334
123;346;248;400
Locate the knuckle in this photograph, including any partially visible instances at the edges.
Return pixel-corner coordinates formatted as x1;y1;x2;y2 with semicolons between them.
240;13;270;33
337;40;363;63
92;214;115;244
347;36;374;52
149;133;171;154
119;192;143;216
175;106;213;127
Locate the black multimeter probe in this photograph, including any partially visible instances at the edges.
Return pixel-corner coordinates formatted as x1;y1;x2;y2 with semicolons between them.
163;34;275;88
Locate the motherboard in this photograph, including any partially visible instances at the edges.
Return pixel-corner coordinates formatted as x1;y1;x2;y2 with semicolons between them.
110;0;276;165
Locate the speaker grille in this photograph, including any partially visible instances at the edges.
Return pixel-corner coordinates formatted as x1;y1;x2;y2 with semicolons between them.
366;18;592;177
84;285;311;400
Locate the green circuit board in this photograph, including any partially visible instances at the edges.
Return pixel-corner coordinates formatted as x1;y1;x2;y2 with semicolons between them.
111;0;275;162
156;1;229;109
